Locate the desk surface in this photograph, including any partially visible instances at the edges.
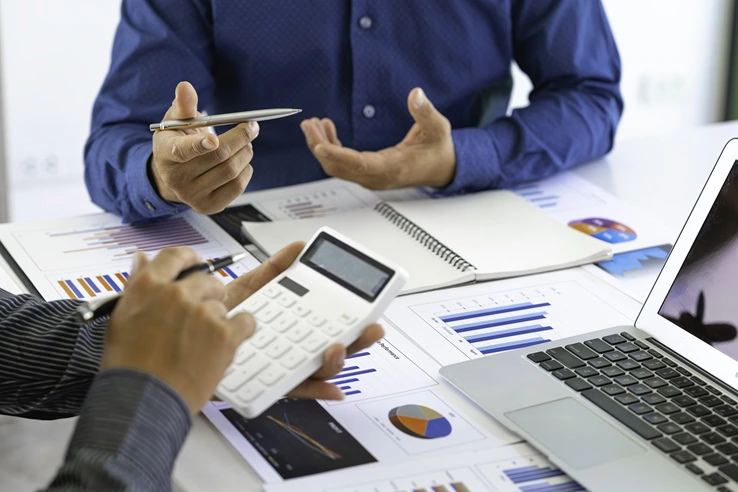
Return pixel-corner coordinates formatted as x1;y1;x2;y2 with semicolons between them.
2;121;738;491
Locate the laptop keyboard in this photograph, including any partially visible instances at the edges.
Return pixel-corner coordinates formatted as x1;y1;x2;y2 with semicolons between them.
528;332;738;490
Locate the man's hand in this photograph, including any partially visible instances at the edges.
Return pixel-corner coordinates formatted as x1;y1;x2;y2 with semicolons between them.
225;242;385;400
102;248;256;415
151;81;259;214
301;88;456;190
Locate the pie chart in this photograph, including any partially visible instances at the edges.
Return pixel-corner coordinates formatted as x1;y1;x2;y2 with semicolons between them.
568;217;637;244
388;404;452;439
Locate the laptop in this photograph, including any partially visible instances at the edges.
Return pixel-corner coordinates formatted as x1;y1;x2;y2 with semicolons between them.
440;139;738;492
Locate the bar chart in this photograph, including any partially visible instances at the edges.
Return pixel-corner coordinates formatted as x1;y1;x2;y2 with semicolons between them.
331;467;482;492
398;271;633;363
256;186;377;220
478;455;583;492
323;333;436;405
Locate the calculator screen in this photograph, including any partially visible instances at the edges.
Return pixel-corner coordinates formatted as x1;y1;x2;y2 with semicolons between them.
300;233;394;301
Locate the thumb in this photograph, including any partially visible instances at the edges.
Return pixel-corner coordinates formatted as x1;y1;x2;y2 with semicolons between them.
167;81;199;120
407;88;449;137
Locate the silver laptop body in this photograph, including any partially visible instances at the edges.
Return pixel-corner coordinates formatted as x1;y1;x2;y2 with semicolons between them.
441;140;738;491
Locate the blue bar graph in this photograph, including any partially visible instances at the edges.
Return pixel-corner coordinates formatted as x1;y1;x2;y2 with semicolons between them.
440;302;550;323
529;195;560;203
480;337;549;354
465;325;552;344
340;366;360;373
339;386;352;390
454;313;548;333
103;275;121;293
64;280;83;298
520;482;584;492
122;272;130;279
84;277;101;293
326;368;376;380
223;266;238;279
346;352;370;359
330;377;359;386
345;390;361;396
505;465;566;483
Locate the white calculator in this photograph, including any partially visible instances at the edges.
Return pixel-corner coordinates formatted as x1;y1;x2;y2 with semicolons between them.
216;227;408;418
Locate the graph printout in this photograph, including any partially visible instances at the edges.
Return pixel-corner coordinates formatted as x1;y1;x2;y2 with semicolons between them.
201;322;518;484
0;211;260;300
266;442;583;492
384;268;638;367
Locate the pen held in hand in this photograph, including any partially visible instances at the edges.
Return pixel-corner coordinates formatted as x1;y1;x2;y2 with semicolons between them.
75;253;249;323
150;108;302;132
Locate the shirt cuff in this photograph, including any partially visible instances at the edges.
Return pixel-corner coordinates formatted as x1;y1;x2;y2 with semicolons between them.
427;127;504;197
126;141;189;221
64;369;192;491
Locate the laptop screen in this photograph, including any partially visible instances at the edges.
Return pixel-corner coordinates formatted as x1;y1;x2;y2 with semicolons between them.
659;160;738;360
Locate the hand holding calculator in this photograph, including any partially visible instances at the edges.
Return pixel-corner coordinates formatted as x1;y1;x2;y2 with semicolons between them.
216;227;408;418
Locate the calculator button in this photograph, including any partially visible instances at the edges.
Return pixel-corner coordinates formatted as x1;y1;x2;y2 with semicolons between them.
308;314;326;327
273;315;298;334
220;370;248;392
258;367;287;386
276;295;296;309
256;306;283;324
262;286;281;299
281;350;307;370
303;334;329;354
338;313;357;325
236;384;264;404
250;331;277;349
322;324;343;337
265;339;291;360
293;305;312;318
240;295;268;314
240;355;270;380
287;325;313;343
234;346;257;365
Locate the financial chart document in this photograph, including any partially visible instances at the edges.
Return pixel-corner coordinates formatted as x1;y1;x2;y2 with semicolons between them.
0;211;260;300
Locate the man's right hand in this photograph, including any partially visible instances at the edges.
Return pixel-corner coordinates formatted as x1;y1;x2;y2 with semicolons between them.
101;247;256;415
150;82;259;215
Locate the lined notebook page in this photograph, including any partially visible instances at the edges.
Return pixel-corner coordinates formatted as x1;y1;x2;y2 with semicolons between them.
242;209;469;294
388;191;611;279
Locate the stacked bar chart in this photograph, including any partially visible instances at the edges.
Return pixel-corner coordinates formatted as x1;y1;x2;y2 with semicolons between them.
257;187;376;220
326;352;375;397
503;464;583;492
513;184;560;209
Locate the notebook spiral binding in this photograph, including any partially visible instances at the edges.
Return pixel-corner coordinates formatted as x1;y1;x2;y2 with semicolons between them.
374;202;475;272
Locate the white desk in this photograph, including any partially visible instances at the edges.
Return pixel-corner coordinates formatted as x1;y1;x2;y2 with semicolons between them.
1;121;737;491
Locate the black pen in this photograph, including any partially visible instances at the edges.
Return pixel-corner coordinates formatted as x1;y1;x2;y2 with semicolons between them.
75;253;249;322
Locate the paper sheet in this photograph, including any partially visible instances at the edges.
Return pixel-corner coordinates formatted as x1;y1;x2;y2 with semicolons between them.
383;268;640;367
201;322;519;484
0;263;25;294
0;211;260;301
265;442;583;492
513;172;672;255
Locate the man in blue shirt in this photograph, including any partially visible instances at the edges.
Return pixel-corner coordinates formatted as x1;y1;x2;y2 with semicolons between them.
86;1;622;223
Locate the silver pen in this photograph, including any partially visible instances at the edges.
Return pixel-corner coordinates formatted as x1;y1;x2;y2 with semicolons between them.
150;108;302;132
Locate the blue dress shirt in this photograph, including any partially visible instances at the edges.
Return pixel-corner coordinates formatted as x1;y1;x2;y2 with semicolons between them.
85;0;622;223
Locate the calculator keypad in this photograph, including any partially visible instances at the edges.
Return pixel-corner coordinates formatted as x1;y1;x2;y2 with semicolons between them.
219;282;360;411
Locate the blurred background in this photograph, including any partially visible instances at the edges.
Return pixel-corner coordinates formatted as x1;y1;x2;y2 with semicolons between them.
0;0;735;222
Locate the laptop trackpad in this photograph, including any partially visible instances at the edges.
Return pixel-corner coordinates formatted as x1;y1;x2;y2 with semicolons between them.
506;398;645;470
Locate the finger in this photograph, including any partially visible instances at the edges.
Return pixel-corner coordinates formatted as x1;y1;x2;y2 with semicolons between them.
164;132;221;164
195;143;254;194
130;252;150;277
300;118;329;150
177;271;227;302
313;143;369;176
203;161;254;213
311;344;346;380
163;81;200;120
194;122;258;171
406;87;450;138
224;242;305;310
143;247;202;281
321;118;341;146
225;311;257;348
346;323;385;355
287;378;344;401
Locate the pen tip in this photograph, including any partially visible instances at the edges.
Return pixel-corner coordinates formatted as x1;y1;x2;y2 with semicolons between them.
232;252;248;262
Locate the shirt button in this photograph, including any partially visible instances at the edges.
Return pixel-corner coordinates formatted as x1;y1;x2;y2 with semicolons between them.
362;105;376;119
144;200;156;212
358;16;373;30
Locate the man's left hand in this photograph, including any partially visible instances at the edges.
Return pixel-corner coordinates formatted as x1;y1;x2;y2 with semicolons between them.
301;88;456;190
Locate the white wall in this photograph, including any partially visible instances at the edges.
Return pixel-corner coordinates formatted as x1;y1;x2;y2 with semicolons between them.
0;0;734;221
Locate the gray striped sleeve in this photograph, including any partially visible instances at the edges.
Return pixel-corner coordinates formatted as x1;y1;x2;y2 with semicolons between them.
46;369;192;492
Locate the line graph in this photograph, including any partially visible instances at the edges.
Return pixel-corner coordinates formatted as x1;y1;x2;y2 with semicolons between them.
267;413;342;460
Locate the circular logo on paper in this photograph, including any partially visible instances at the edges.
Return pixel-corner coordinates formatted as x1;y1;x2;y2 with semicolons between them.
568;217;637;244
388;405;452;439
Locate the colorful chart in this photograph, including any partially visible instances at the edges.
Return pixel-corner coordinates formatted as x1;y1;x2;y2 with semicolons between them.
388;405;452;439
568;217;637;244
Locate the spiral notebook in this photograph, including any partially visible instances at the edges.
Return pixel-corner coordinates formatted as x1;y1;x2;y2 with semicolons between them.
242;191;612;294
